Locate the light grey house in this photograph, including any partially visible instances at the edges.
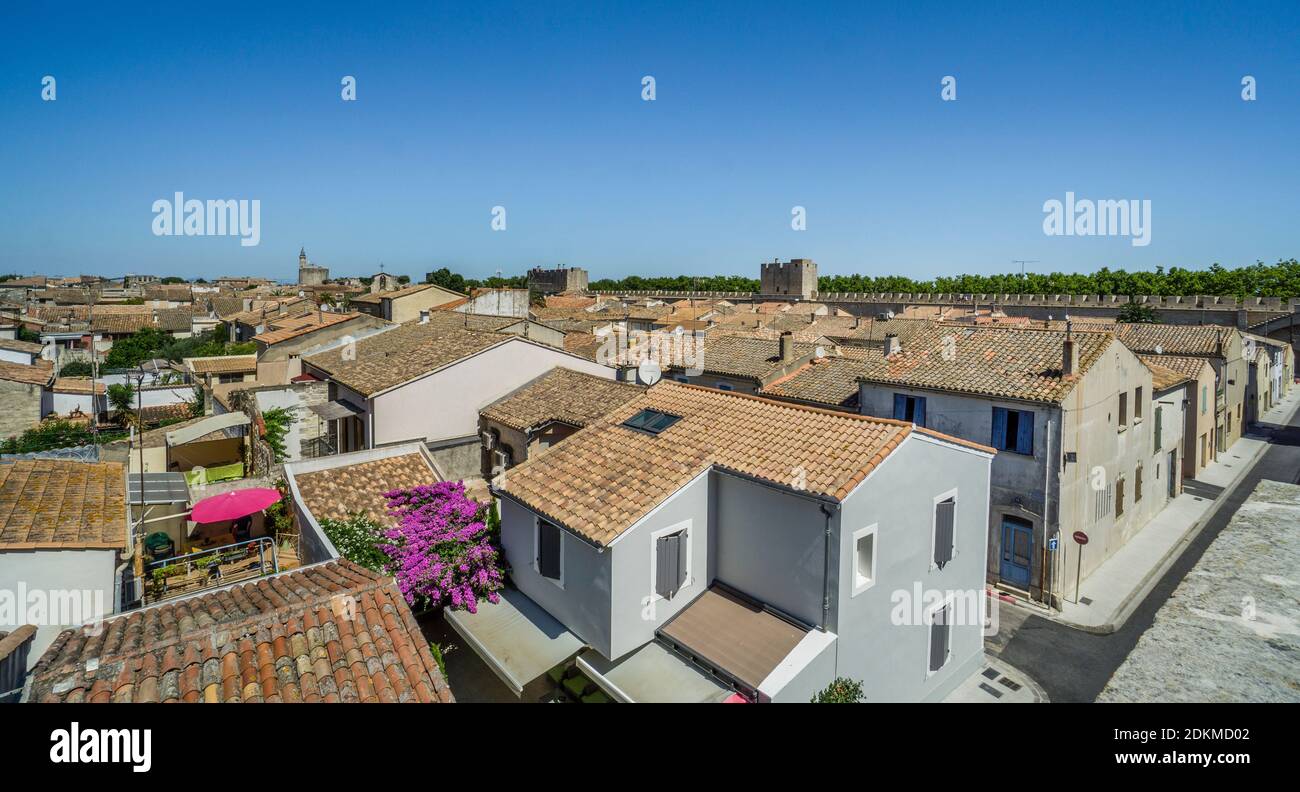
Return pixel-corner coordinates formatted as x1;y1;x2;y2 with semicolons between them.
459;381;994;703
850;325;1170;608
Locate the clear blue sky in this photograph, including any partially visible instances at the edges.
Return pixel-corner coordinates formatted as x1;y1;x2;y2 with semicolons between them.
1;1;1297;283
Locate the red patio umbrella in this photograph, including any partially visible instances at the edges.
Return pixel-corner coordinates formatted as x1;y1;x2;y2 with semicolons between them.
190;488;282;524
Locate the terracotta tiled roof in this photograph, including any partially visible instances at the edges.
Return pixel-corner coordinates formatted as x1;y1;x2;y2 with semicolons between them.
496;381;979;546
186;355;258;374
295;451;440;526
349;283;442;304
152;308;193;332
304;322;509;396
854;326;1114;404
52;377;106;395
760;347;886;408
1137;353;1213;382
90;313;153;334
0;460;127;550
1136;357;1192;391
544;294;598;309
225;298;313;326
26;559;454;703
137;403;197;426
0;359;55;386
562;332;607;362
0;337;44;355
1114;323;1236;357
481;367;644;432
681;334;817;380
253;311;361;345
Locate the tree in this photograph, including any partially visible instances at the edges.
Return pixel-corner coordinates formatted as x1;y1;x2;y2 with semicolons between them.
58;360;94;377
424;267;468;294
811;677;866;703
1117;303;1160;323
107;383;135;424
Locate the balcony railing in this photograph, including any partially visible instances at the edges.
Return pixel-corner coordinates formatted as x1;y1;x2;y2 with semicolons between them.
144;536;278;603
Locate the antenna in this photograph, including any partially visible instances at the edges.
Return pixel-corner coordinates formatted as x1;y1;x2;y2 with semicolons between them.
1012;259;1040;278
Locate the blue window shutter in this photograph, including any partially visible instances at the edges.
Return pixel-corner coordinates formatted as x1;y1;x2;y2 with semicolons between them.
915;397;927;427
893;394;907;421
1015;411;1034;455
991;407;1007;448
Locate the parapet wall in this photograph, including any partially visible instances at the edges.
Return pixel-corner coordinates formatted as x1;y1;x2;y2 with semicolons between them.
594;290;1300;311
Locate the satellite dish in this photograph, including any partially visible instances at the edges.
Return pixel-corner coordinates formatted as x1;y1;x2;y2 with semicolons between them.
638;359;662;385
674;325;684;336
814;346;826;359
1155;344;1164;355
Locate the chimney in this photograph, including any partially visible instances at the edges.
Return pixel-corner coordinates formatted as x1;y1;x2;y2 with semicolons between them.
780;330;795;363
419;309;430;324
1063;320;1079;376
853;314;861;329
884;333;901;356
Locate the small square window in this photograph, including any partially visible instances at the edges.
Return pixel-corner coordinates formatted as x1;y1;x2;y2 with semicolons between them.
852;525;878;596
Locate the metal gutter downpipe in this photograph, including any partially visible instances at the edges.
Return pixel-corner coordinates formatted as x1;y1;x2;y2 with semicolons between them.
819;503;837;631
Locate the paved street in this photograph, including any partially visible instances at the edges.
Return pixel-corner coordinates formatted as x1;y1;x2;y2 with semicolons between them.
988;401;1300;703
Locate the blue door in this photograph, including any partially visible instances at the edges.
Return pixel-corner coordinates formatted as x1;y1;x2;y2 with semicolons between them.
999;517;1033;589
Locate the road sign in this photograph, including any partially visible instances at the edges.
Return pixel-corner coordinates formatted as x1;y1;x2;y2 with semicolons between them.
1072;530;1089;545
1048;536;1059;551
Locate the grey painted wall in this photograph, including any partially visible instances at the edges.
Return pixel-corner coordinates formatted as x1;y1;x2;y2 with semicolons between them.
712;473;830;629
835;434;991;702
607;472;710;660
499;496;614;657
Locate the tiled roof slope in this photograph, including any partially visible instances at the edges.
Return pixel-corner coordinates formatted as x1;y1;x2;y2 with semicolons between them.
27;560;453;703
497;381;989;546
481;367;644;432
0;359;54;386
1114;323;1235;356
760;347;887;408
683;334;818;380
295;451;440;525
855;326;1113;404
187;354;258;374
253;311;361;344
0;460;127;549
1138;357;1192;391
304;322;508;396
1137;353;1213;381
0;338;45;355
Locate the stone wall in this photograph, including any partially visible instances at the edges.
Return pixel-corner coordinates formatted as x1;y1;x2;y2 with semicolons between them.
0;379;43;439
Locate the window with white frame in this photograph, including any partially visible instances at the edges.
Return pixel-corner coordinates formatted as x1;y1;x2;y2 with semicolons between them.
535;519;563;585
852;524;878;596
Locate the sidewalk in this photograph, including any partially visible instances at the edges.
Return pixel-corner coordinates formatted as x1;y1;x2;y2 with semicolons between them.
943;654;1047;703
1022;385;1300;634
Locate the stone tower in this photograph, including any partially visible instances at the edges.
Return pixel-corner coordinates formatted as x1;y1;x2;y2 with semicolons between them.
297;247;329;286
760;258;818;300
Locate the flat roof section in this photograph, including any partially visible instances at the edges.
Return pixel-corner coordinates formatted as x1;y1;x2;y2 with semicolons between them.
658;585;809;693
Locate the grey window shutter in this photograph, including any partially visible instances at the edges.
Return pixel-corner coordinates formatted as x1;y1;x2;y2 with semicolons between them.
929;606;949;672
676;532;689;593
934;499;955;568
538;522;561;580
656;533;681;599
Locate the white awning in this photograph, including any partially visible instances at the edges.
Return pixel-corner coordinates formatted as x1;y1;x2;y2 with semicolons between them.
165;412;250;446
575;643;734;703
443;588;584;698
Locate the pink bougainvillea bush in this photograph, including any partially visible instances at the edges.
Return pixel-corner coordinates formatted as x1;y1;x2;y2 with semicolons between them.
380;481;504;613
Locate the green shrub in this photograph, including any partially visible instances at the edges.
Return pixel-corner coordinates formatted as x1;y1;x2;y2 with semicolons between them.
318;513;390;573
811;677;866;703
